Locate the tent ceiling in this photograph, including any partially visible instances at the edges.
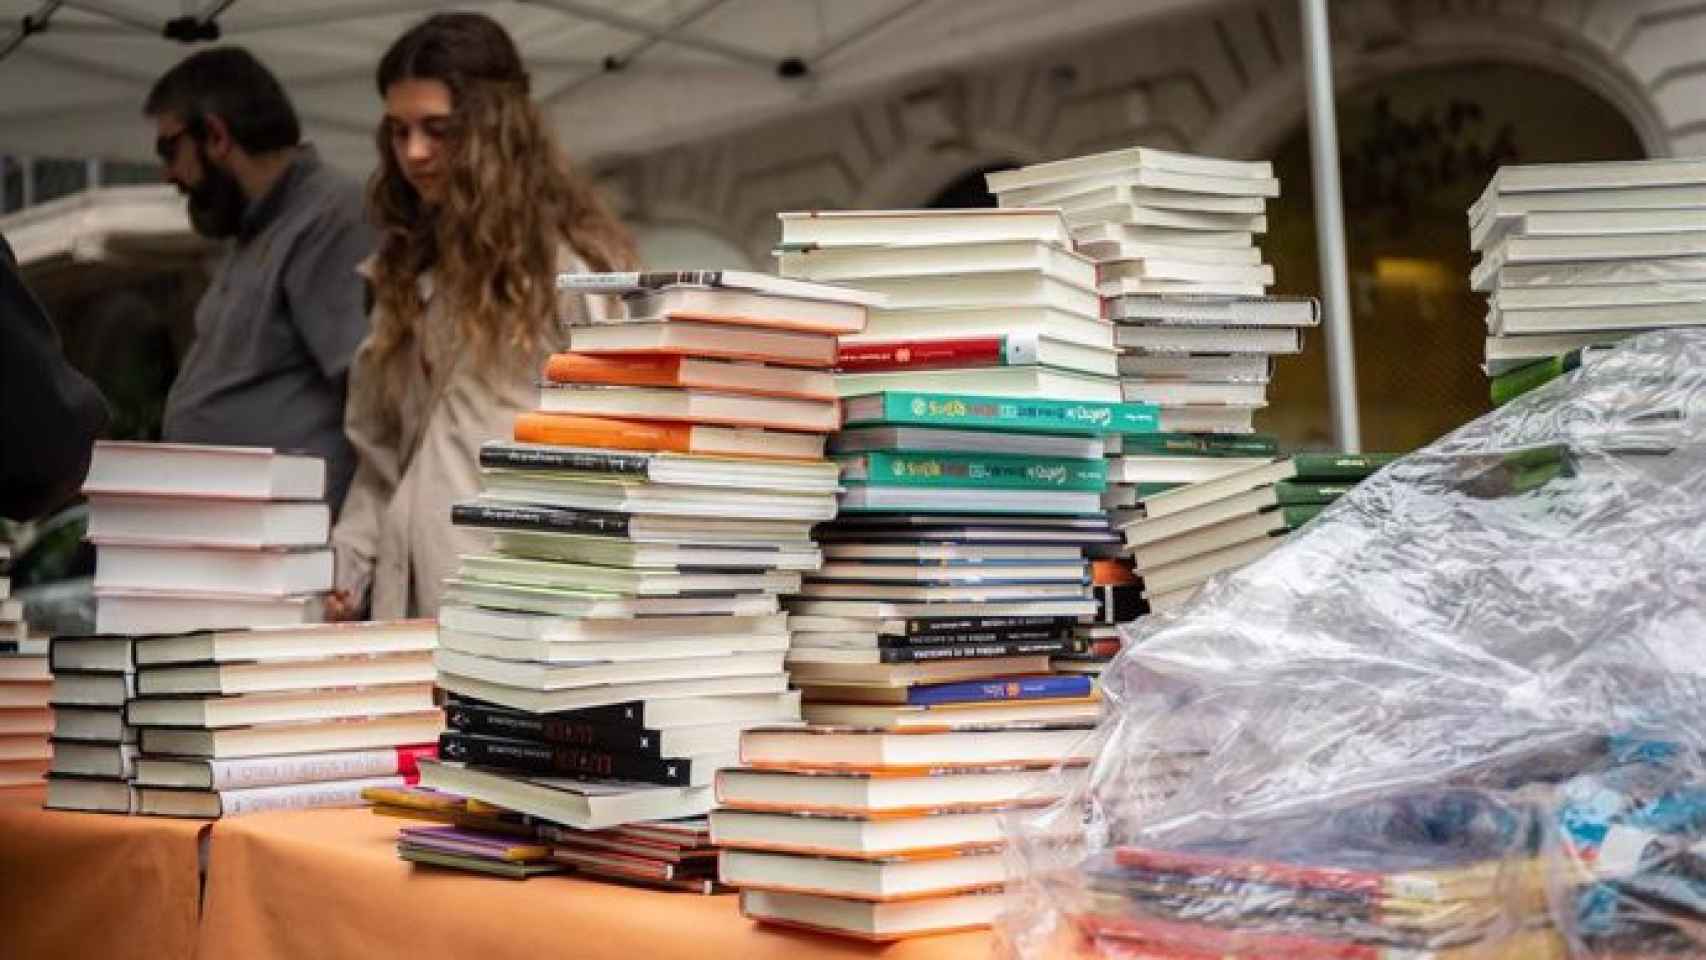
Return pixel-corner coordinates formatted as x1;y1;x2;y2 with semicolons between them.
0;0;1224;175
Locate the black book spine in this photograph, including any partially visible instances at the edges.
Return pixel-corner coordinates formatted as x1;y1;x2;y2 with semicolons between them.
445;703;661;757
874;627;1067;648
480;445;652;476
438;732;689;786
877;637;1082;663
445;692;651;728
901;616;1070;637
451;502;632;538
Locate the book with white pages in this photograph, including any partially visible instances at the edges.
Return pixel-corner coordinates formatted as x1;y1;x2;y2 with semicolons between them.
1101;277;1267;298
1474;234;1706;293
86;495;329;548
807;561;1086;584
1491;281;1706;311
1101;258;1274;286
785;600;1097;620
138;709;445;759
126;683;438;728
1106;455;1273;486
838;486;1104;516
1138;534;1281;595
1486;255;1706;289
418;759;713;832
556;269;886;307
798;699;1101;731
433;648;787;691
817;543;1084;563
986;147;1273;192
438;675;795;720
716;764;1070;816
1073;221;1255;250
848;271;1099;317
94;589;319;635
778;209;1071;248
1472;206;1706;252
720;847;1010;902
479;443;840;492
830;426;1105;460
84;441;324;500
1122;381;1268;407
1470;184;1706;249
1488;300;1706;335
793;582;1089;604
1122;485;1308;547
1130;508;1296;571
738;889;1005;941
1117;354;1272;382
998;166;1280;199
775;239;1095;288
453;555;802;597
538;385;839;433
1109;295;1318;326
1115;326;1302;356
135;651;436;697
437;606;787;643
853;305;1113;349
453;501;816;545
437;581;781;620
835;367;1122;403
1066;204;1267;234
1474;158;1706;205
436;628;789;665
133;621;435;667
476;472;837;521
93;543;332;596
1483;330;1633;374
564;320;836;367
1154;406;1257;434
486;531;822;571
998;180;1267;214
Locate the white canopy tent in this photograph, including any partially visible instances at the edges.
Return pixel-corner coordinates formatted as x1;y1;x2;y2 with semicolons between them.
0;0;1359;448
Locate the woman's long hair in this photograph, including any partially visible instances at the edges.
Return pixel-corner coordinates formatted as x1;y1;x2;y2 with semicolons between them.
365;12;636;401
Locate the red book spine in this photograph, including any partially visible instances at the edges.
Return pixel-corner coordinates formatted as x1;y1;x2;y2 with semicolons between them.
394;743;437;777
836;337;1005;372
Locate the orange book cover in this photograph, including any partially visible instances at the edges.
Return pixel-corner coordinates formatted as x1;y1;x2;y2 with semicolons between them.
1091;560;1138;586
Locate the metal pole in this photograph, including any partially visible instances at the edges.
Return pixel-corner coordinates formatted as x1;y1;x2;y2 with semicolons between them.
1300;0;1361;452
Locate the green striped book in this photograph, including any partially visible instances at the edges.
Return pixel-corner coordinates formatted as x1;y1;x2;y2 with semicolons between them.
841;392;1158;436
837;452;1108;491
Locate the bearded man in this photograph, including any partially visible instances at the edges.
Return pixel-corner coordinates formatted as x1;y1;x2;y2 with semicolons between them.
146;49;373;514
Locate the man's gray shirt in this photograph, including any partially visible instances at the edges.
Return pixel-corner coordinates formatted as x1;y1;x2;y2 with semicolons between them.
162;145;373;515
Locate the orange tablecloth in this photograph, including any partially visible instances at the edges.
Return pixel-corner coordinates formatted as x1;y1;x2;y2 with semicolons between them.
0;785;207;960
197;806;996;960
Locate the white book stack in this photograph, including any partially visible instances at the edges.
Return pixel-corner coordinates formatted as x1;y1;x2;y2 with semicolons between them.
45;635;135;811
415;272;871;833
1470;158;1706;376
0;546;51;792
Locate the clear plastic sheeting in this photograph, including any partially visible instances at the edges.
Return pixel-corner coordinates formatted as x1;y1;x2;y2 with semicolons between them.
1002;329;1706;959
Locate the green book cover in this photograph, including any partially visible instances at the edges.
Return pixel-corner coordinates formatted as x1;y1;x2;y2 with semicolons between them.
1277;503;1327;529
1275;481;1357;505
1288;452;1399;481
839;452;1108;491
1118;433;1280;457
1489;346;1604;406
843;391;1159;436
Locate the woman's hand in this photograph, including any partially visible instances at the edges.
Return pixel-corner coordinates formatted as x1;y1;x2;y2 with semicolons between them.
322;589;362;622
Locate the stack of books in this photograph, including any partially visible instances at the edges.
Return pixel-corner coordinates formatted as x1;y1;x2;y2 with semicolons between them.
125;621;441;817
985;148;1322;618
414;270;872;841
0;549;50;790
1116;453;1393;613
43;635;137;811
713;719;1095;940
82;442;334;633
1470;158;1706;404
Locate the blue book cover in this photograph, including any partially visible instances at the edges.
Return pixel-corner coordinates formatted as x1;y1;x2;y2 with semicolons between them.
908;674;1094;706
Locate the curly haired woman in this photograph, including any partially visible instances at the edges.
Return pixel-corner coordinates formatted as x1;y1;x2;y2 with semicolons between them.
328;12;635;619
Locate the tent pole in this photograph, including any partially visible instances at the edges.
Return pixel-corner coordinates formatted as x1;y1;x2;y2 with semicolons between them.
1300;0;1361;452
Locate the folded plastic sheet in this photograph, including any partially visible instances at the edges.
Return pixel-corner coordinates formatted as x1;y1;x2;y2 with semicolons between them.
1002;329;1706;958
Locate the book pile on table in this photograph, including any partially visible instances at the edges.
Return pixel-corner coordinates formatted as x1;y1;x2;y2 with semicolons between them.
1074;789;1561;959
712;718;1095;940
81;441;334;633
406;270;872;878
1117;453;1394;614
987;148;1321;618
0;547;50;791
1471;158;1706;404
48;621;441;817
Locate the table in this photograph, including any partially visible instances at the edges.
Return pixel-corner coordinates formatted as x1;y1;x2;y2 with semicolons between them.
198;806;996;960
0;785;207;960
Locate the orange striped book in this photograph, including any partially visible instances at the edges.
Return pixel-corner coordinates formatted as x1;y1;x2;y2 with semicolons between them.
543;353;837;401
513;412;826;460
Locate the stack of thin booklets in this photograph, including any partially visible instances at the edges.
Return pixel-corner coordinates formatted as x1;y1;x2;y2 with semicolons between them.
414;270;872;849
1117;453;1394;613
49;621;442;816
0;547;50;791
1076;790;1561;958
81;441;335;633
1470;158;1706;404
712;719;1093;940
371;780;723;891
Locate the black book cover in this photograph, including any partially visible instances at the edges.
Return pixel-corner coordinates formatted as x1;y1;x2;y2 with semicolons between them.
446;692;663;728
901;616;1073;637
438;732;695;786
451;502;633;538
873;627;1068;649
446;701;670;757
1092;584;1148;624
479;444;653;476
869;637;1084;663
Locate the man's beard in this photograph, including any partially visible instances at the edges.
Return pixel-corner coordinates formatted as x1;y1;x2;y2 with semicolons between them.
183;149;247;239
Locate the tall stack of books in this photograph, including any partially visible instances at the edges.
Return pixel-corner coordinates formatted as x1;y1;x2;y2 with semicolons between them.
981;148;1328;632
124;621;441;818
713;718;1096;940
44;635;136;811
1116;453;1393;613
81;442;333;633
0;547;50;791
1470;158;1706;403
414;271;873;842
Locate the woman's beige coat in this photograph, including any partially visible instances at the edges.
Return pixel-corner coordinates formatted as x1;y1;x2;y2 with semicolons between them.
332;251;605;618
